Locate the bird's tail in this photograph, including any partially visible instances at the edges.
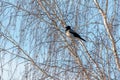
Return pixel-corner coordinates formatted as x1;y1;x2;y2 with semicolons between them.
79;37;86;42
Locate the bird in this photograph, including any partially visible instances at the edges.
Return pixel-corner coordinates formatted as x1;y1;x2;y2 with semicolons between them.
65;26;86;42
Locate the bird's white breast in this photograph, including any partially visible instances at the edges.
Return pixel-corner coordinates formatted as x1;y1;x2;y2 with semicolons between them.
66;30;71;37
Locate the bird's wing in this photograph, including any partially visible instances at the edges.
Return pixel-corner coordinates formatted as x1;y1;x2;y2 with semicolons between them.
69;29;80;37
69;29;76;34
69;29;86;42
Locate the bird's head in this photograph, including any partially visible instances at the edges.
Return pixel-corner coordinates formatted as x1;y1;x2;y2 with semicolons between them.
65;26;71;30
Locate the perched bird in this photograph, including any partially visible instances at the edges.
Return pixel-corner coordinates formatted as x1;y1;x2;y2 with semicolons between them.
65;26;86;42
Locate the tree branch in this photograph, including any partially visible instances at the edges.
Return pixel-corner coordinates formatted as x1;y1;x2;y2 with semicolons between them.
93;0;120;71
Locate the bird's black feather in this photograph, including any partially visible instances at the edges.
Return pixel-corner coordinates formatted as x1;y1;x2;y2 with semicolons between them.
69;30;86;41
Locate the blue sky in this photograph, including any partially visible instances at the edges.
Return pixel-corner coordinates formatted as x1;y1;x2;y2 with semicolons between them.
0;0;120;80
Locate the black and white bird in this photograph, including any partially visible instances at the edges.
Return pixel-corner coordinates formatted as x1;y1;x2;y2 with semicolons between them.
65;26;86;42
